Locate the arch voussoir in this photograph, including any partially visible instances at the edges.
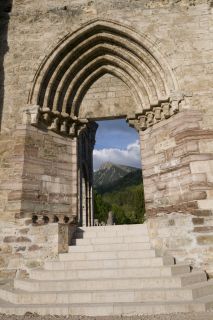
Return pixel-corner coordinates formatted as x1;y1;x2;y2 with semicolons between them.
45;42;161;112
28;19;183;131
63;55;150;115
71;65;143;118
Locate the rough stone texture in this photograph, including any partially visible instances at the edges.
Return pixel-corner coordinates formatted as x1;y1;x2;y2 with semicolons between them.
0;0;213;281
140;110;213;215
0;218;60;281
0;314;213;320
147;212;213;277
80;74;135;119
2;0;212;130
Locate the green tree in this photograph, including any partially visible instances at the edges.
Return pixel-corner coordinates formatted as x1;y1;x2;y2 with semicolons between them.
101;183;145;225
94;191;111;224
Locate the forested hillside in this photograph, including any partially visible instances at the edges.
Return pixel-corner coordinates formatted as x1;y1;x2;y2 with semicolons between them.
94;163;145;225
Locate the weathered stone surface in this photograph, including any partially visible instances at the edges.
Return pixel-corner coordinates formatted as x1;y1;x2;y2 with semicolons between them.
0;0;213;281
16;246;26;252
193;226;213;233
28;245;41;251
192;217;204;225
3;237;16;243
197;235;213;245
147;212;213;276
16;237;31;243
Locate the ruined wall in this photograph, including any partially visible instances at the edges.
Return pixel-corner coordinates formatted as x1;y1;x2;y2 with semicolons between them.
21;125;76;223
0;123;76;280
0;0;213;279
141;110;213;215
1;0;213;130
140;109;213;276
147;212;213;277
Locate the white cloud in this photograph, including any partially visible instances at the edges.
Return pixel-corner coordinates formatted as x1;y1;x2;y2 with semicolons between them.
93;140;141;170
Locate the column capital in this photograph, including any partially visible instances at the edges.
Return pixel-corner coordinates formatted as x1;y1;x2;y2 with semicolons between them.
127;92;185;132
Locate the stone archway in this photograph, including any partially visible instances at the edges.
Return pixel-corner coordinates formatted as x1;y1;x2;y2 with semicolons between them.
24;19;189;226
0;17;212;280
29;19;180;117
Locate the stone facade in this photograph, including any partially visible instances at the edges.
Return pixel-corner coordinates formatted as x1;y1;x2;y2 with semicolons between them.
0;0;213;279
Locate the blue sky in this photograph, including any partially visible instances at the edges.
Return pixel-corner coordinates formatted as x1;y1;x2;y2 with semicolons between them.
93;119;141;170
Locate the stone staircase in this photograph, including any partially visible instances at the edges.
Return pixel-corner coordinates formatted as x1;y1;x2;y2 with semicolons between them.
0;223;213;316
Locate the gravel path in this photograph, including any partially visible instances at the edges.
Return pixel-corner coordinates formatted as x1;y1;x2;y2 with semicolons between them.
0;313;213;320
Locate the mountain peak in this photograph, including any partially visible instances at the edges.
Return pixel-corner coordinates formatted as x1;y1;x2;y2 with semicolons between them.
99;162;115;170
94;162;139;189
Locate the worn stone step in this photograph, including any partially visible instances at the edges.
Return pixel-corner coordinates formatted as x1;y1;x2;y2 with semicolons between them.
2;285;213;305
78;224;148;232
198;294;213;310
32;266;183;281
3;281;213;305
16;276;193;292
75;232;148;239
69;242;151;252
38;265;190;279
16;269;194;292
1;221;212;316
29;267;206;284
0;300;208;316
44;259;184;272
188;281;213;299
75;225;148;238
15;280;213;302
59;249;157;261
57;255;174;267
72;235;150;244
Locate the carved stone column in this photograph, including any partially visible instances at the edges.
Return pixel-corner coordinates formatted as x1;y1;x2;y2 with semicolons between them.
77;121;98;227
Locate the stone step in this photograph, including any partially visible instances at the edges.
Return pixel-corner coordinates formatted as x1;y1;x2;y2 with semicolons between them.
69;242;151;252
78;224;148;232
1;221;212;316
16;276;194;292
72;235;150;244
3;281;213;304
29;267;206;284
59;249;157;261
16;269;194;292
2;283;213;305
75;224;148;238
35;266;190;279
32;267;184;281
189;281;213;299
75;232;148;239
44;258;184;272
198;294;213;310
0;300;209;316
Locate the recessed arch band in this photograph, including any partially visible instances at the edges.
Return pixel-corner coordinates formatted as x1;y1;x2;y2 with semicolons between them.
29;19;180;119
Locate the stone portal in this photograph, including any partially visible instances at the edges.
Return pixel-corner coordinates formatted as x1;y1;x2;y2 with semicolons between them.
0;13;213;279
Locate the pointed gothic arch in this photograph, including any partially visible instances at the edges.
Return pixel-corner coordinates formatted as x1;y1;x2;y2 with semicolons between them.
28;19;182;127
23;19;185;227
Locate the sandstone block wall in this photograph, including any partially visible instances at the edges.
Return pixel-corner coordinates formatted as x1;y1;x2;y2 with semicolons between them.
141;110;213;215
0;0;213;279
0;124;77;280
80;74;135;119
1;0;213;130
147;212;213;277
